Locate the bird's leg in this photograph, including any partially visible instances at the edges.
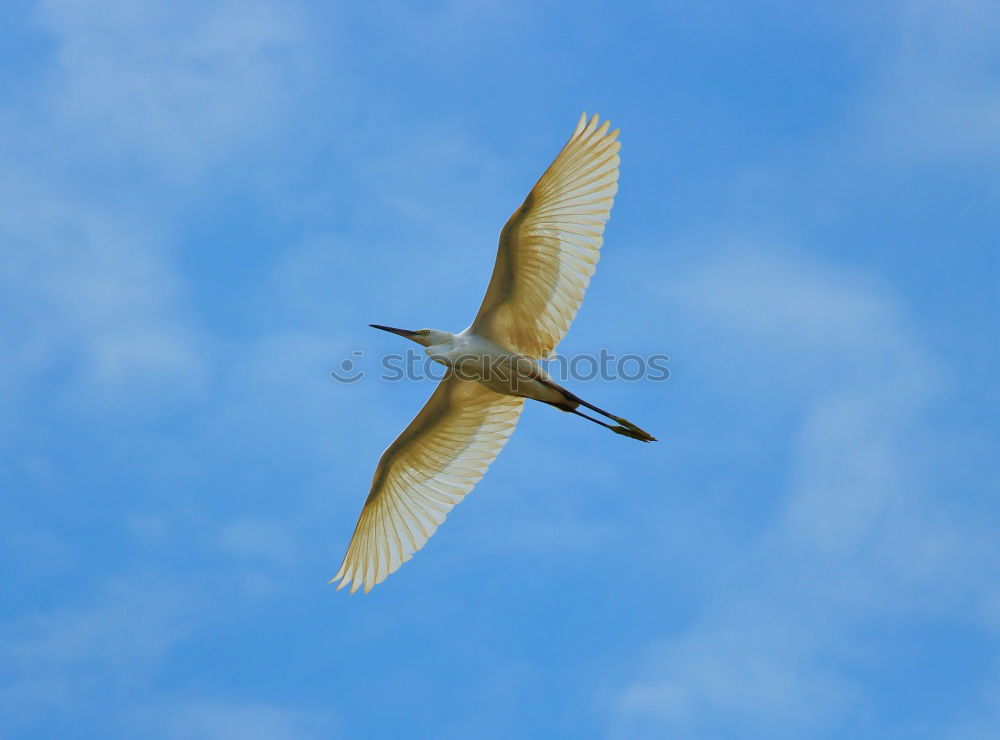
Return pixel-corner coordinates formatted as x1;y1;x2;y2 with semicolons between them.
568;409;656;443
568;408;615;430
563;397;657;442
533;377;657;442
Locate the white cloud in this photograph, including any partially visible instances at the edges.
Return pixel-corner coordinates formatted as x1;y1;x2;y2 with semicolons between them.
214;518;303;598
33;0;309;179
125;699;340;740
613;245;997;736
0;176;206;404
0;572;339;737
216;517;297;564
0;578;194;726
857;0;1000;166
617;604;854;735
0;0;324;409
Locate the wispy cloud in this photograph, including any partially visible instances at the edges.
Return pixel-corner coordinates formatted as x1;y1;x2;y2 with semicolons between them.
33;0;309;179
0;572;340;738
0;177;206;404
0;578;194;730
3;1;996;736
612;245;997;736
125;699;340;740
0;0;321;408
616;603;855;735
855;0;1000;166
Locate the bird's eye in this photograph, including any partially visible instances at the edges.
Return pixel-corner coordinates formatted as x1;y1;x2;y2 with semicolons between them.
420;330;431;336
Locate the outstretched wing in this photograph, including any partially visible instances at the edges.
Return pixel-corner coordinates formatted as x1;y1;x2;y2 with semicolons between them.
333;376;524;593
470;112;620;359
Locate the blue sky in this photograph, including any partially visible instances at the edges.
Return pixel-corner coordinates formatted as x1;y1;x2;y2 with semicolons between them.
2;0;998;737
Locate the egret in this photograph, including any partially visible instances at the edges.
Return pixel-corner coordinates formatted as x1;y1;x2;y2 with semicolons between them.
334;113;655;593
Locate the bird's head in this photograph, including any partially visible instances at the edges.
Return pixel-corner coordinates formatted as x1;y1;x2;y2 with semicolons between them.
369;324;449;348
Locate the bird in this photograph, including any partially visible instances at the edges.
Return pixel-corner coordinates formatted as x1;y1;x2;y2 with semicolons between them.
333;112;655;593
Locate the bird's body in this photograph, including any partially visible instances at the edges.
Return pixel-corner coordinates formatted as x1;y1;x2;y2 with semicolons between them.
417;329;567;406
334;113;655;593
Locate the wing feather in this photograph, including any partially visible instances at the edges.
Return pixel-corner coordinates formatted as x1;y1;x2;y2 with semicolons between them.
470;112;620;358
332;376;524;593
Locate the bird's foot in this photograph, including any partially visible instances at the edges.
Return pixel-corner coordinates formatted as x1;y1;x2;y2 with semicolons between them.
611;425;657;442
610;416;657;442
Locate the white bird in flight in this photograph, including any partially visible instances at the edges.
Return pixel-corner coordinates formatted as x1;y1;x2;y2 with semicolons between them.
334;113;655;593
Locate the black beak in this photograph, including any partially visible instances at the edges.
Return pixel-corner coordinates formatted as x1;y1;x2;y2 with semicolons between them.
369;324;416;338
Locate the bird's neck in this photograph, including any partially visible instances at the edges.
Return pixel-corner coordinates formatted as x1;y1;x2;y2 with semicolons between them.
424;333;455;353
